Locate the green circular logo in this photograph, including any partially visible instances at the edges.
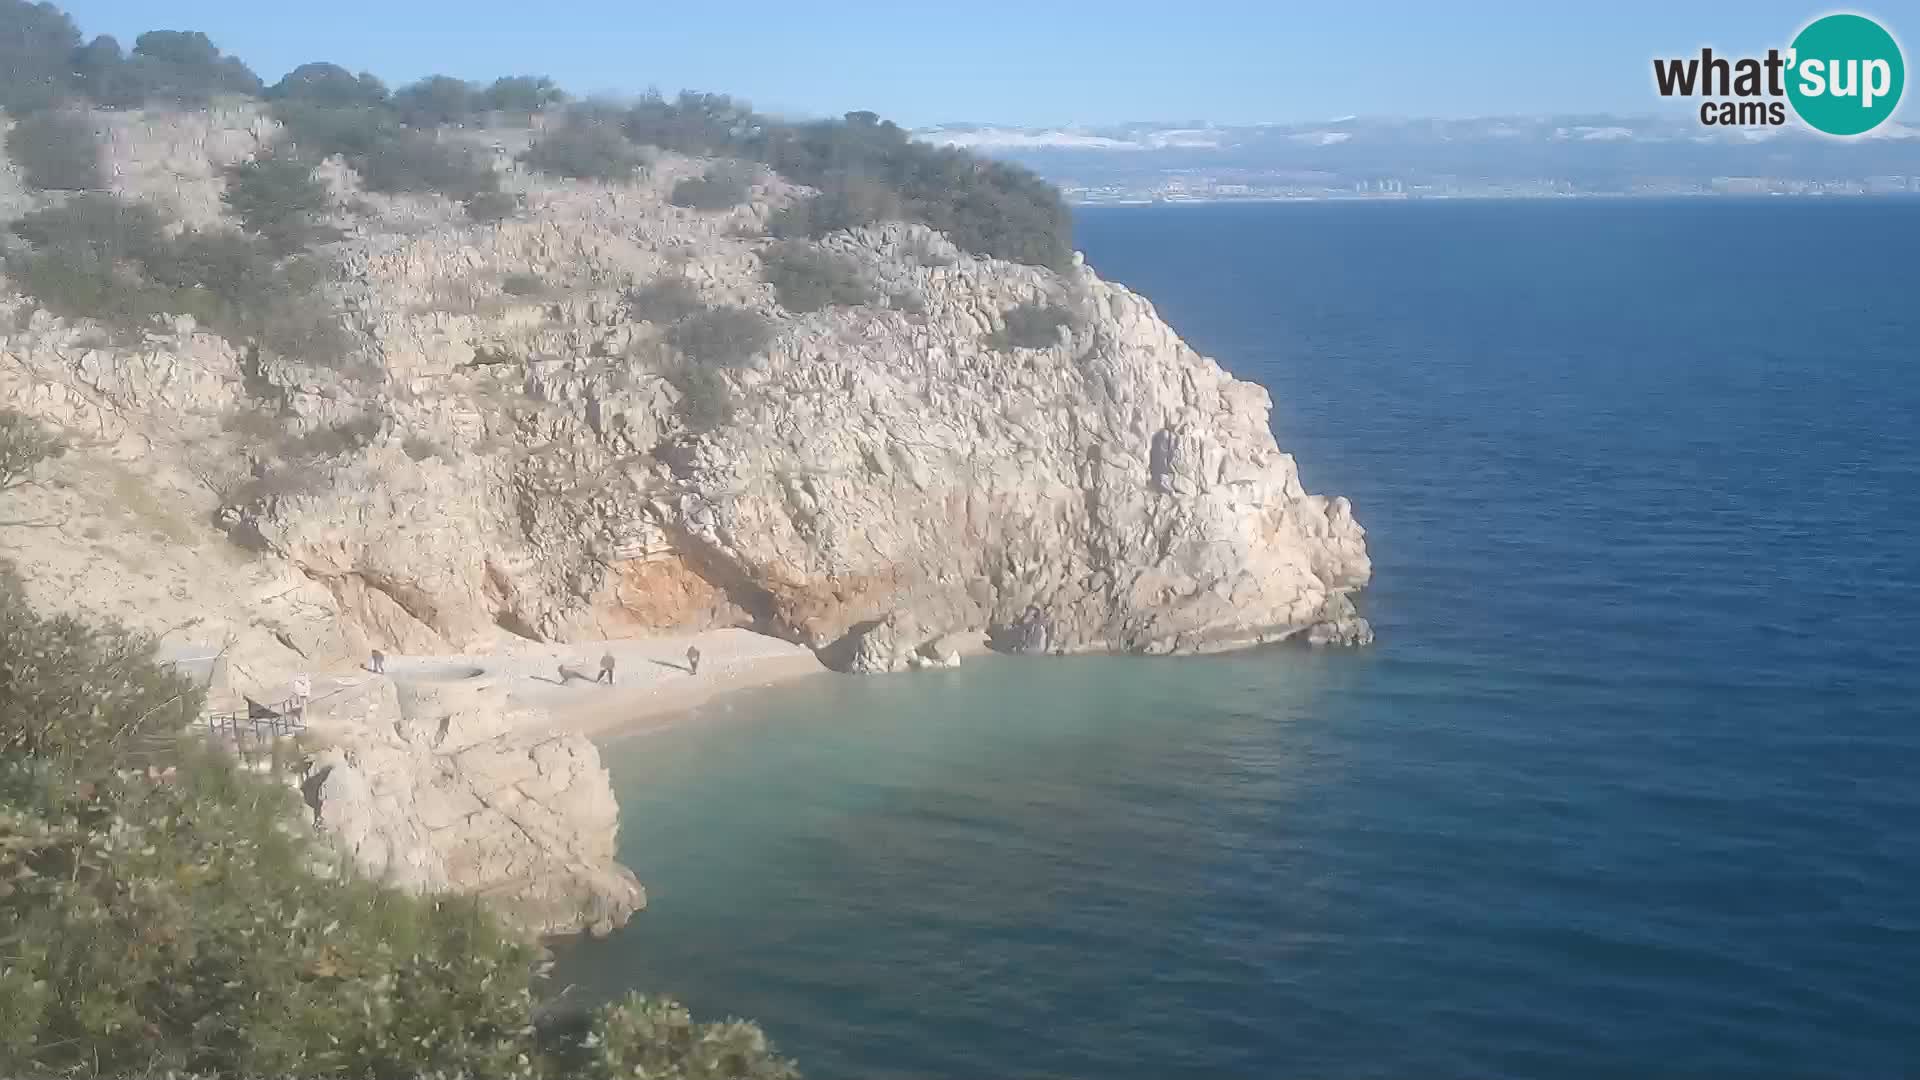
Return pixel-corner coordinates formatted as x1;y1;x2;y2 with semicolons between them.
1786;13;1905;136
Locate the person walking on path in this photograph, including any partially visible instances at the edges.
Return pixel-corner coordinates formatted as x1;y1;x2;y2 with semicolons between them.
290;673;312;716
686;645;701;676
369;649;386;674
597;651;616;686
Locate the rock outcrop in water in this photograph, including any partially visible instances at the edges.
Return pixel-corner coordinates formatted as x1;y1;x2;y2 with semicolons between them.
0;102;1371;926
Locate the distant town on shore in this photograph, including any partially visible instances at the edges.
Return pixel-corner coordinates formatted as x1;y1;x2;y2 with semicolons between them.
914;113;1920;205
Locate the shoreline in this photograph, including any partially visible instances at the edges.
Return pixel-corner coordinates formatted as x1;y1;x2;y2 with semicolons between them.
310;627;833;744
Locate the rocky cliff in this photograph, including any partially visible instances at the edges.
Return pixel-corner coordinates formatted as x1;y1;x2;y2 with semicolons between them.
0;102;1370;929
300;668;644;937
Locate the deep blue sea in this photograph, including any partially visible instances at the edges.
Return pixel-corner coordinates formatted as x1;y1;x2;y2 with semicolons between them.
556;200;1920;1079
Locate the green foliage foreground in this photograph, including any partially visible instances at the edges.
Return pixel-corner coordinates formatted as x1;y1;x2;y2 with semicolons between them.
0;564;801;1079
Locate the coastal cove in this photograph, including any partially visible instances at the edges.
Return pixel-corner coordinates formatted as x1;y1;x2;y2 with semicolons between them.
9;3;1918;1075
553;199;1920;1079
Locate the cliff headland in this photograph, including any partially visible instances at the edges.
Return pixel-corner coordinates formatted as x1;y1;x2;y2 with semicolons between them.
2;17;1369;939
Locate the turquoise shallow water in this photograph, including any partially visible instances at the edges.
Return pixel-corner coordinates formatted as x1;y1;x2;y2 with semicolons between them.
555;200;1920;1079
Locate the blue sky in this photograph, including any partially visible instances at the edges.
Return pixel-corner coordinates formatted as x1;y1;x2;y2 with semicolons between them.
55;0;1920;126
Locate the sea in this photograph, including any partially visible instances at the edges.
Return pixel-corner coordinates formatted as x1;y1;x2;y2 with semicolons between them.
553;199;1920;1079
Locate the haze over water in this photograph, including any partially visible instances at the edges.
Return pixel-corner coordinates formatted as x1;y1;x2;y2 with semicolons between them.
556;199;1920;1079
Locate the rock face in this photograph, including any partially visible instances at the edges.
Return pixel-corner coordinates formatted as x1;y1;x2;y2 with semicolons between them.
1;106;1371;678
300;672;644;937
0;104;1371;924
660;233;1375;667
304;212;1369;667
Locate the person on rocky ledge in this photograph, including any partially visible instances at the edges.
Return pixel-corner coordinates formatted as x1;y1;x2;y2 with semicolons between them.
597;650;616;686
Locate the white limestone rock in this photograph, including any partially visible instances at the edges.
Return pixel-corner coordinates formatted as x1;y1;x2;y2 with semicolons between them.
298;677;644;937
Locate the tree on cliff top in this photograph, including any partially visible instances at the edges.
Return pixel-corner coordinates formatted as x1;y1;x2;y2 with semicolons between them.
393;74;478;128
0;0;81;112
0;562;804;1078
620;95;1073;270
2;1;1072;269
265;61;389;108
480;74;567;119
223;147;338;254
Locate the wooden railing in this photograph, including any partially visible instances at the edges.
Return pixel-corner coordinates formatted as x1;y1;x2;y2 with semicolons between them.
201;698;308;742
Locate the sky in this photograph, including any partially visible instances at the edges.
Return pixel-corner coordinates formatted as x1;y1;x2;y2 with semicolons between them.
55;0;1920;128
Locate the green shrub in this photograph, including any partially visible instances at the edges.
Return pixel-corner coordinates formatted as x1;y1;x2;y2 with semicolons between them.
767;172;902;239
763;117;1070;269
5;11;1070;267
502;272;544;296
265;62;389;108
393;74;478;128
402;435;443;461
0;563;201;777
4;107;100;191
223;149;336;255
619;96;1070;269
4;194;169;326
464;188;520;222
626;275;704;324
270;100;400;161
69;33;144;108
270;101;500;204
255;279;356;368
121;29;262;104
667;306;774;368
583;995;801;1080
9;192;162;260
1;10;259;112
989;301;1077;350
143;226;281;311
0;408;66;494
357;129;497;199
468;344;519;368
761;240;878;313
670;164;753;211
5;195;351;365
478;75;566;119
671;363;737;430
0;576;803;1078
622;90;756;156
520;119;645;182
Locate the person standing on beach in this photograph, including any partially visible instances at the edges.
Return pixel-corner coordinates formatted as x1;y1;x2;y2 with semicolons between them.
597;651;616;685
370;649;385;674
686;645;701;675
